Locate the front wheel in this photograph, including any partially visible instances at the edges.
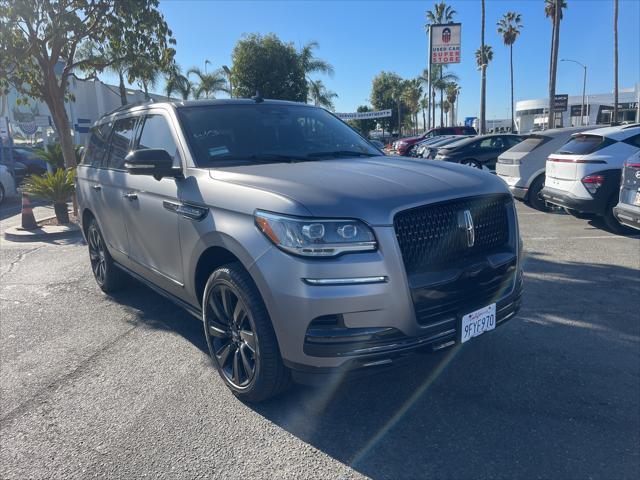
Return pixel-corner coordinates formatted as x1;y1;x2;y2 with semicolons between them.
203;263;290;402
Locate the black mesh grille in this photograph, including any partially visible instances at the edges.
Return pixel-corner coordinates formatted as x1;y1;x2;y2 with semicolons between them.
394;195;510;274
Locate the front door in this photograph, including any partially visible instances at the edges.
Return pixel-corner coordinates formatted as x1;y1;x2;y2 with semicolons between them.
121;112;185;290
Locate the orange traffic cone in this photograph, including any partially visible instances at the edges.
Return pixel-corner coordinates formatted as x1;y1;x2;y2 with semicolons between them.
21;192;38;230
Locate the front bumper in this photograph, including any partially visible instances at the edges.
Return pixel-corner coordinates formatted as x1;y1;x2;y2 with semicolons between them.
613;203;640;230
248;220;523;376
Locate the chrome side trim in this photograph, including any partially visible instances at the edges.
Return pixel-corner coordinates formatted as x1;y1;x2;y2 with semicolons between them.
303;276;388;286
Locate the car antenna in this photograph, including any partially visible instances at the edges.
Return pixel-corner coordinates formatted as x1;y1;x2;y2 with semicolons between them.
252;90;264;103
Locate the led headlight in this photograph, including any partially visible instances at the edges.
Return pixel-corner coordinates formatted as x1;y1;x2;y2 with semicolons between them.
254;211;377;257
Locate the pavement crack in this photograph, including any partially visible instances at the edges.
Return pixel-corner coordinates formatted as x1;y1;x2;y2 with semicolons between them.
0;321;141;426
1;246;43;277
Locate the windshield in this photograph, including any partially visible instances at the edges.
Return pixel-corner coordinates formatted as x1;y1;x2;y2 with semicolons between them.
178;103;379;166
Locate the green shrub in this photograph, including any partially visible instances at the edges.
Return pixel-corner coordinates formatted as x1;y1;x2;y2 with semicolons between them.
21;168;75;224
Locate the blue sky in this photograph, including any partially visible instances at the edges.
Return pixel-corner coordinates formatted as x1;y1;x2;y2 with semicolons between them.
112;0;640;120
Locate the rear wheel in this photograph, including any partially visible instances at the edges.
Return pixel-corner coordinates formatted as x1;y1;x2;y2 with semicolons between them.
526;175;551;212
203;263;290;402
602;195;635;234
0;184;5;205
564;208;596;220
86;219;126;293
460;158;482;169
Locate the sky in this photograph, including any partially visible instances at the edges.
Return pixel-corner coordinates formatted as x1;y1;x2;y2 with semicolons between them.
109;0;640;121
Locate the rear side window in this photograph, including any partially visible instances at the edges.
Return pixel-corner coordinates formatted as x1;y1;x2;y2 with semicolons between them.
82;123;112;167
106;117;137;170
137;115;180;167
556;134;614;155
506;136;547;153
622;134;640;148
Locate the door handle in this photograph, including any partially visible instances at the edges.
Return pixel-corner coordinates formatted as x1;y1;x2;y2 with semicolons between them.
91;185;102;191
123;192;138;201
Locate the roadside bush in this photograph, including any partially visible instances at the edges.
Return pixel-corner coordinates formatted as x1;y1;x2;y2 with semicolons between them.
21;168;75;224
35;143;82;170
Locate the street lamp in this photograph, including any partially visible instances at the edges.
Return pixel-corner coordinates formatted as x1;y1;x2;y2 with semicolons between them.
561;58;588;126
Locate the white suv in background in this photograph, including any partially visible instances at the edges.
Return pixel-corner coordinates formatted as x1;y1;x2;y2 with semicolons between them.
541;124;640;233
0;164;18;205
496;126;601;211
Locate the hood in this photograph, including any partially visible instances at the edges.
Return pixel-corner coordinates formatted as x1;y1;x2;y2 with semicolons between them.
396;135;422;144
209;156;509;225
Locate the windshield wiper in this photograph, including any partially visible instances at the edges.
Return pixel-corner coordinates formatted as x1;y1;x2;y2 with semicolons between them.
306;150;378;159
211;153;309;164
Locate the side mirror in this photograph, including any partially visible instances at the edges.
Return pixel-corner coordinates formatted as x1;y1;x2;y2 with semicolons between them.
124;149;182;180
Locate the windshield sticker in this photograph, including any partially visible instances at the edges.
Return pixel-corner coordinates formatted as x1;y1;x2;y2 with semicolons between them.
208;146;230;157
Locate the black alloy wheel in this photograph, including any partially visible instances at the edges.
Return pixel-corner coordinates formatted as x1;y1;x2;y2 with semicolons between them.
207;283;258;388
202;263;290;402
86;219;125;292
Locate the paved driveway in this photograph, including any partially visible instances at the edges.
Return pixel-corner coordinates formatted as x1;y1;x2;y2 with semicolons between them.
1;202;638;479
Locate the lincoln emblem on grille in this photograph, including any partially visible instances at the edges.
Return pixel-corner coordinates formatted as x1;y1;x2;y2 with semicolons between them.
458;209;475;247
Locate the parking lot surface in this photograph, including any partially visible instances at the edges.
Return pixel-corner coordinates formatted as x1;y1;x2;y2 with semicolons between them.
1;200;639;479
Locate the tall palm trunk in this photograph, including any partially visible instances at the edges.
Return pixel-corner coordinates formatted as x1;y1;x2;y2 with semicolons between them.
510;44;515;131
613;0;619;124
548;0;561;129
422;107;426;131
479;0;486;134
118;71;128;106
432;89;437;129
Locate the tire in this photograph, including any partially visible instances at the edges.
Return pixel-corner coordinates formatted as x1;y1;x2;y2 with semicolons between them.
0;184;5;206
86;218;126;293
602;195;635;235
203;263;290;402
564;208;596;220
526;175;551;212
460;158;482;169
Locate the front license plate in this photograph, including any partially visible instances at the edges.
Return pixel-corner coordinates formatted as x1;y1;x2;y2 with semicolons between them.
460;304;496;343
634;191;640;206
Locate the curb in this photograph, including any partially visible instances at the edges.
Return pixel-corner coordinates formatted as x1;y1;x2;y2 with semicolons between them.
3;221;81;242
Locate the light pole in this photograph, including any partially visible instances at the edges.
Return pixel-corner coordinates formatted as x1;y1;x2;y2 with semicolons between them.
561;58;587;126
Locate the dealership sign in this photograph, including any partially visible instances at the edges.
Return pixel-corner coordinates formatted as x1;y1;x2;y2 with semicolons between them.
430;23;461;64
336;109;392;121
553;94;569;112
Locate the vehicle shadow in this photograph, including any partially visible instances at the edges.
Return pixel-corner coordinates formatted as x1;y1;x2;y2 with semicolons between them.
247;252;640;480
108;279;209;356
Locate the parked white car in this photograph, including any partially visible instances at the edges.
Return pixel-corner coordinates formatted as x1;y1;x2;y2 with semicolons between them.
0;164;19;205
496;126;603;211
541;124;640;232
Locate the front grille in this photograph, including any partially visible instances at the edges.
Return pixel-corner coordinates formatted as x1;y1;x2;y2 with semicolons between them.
394;195;510;274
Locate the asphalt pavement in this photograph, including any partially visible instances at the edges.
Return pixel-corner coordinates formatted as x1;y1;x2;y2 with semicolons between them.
1;199;639;479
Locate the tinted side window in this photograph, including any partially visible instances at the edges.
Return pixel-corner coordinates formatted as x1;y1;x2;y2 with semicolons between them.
106;117;137;169
622;134;640;148
137;115;180;167
83;123;112;167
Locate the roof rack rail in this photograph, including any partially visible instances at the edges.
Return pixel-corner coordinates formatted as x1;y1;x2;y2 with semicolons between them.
103;99;155;117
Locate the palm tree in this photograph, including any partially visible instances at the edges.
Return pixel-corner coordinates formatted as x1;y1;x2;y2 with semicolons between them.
497;12;524;132
165;65;191;100
479;0;486;134
445;82;460;126
402;79;423;134
545;0;567;129
613;0;619;124
308;79;338;110
475;45;494;70
433;68;459;127
187;67;228;99
425;1;457;26
420;95;429;131
425;2;457;129
441;100;450;124
299;41;334;80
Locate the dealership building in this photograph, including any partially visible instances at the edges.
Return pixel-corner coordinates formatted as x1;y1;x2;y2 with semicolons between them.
515;83;640;132
1;75;166;146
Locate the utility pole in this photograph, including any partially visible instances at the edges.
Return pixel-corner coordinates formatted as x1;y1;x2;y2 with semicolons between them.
561;59;587;126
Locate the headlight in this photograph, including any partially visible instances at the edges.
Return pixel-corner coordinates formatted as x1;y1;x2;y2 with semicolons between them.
254;211;377;257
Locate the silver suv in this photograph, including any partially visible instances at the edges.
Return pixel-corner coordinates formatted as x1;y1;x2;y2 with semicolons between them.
77;99;524;401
